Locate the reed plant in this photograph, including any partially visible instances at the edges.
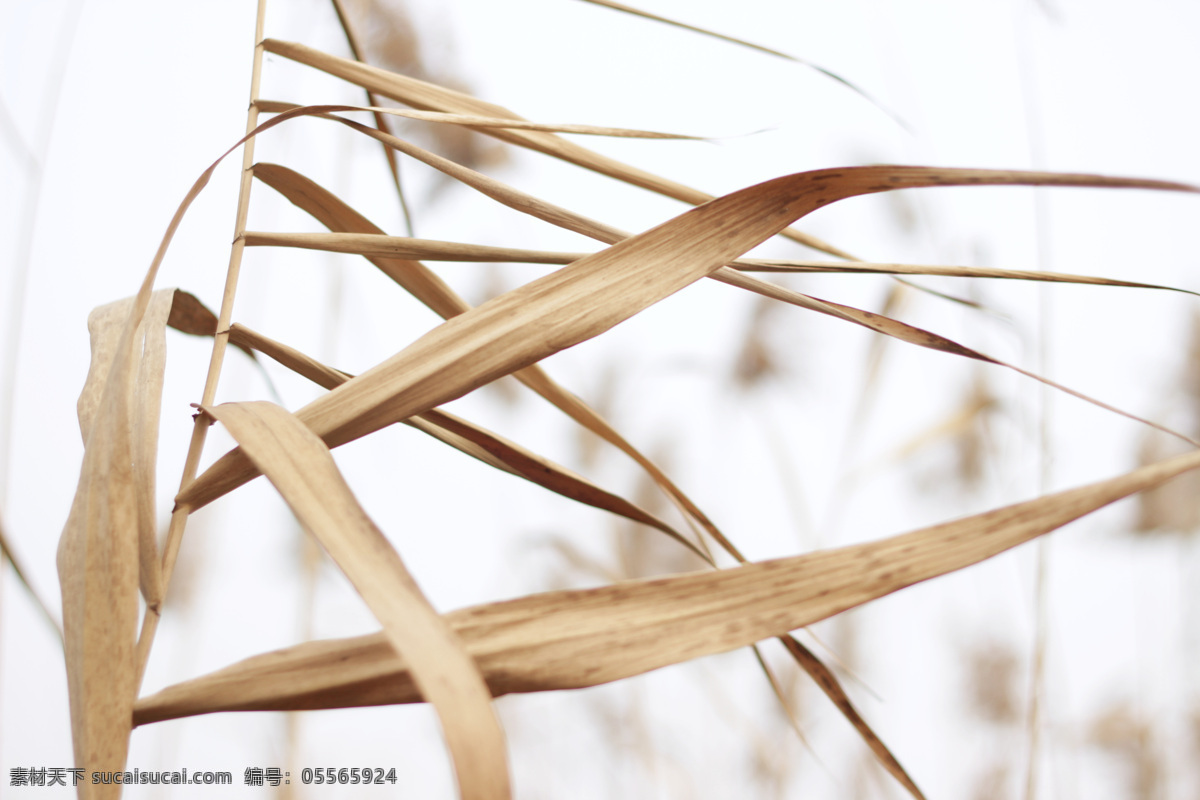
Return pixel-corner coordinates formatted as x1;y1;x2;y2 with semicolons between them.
4;1;1200;798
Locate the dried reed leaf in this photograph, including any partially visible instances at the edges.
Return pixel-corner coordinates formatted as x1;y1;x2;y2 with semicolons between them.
227;323;352;389
139;448;1200;727
259;39;851;258
779;634;924;800
255;99;702;139
226;322;699;554
164;289;220;337
243;230;1198;296
77;289;175;609
243;230;585;265
59;288;182;795
740;259;1200;294
714;268;1197;447
59;418;138;798
414;409;703;556
165;289;258;361
202;401;509;800
180;166;1197;512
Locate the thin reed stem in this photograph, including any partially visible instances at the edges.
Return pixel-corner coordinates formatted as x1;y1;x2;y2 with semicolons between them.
134;0;270;688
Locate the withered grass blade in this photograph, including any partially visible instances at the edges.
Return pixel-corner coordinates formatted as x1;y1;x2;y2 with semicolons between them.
226;323;701;555
739;258;1199;294
254;99;704;139
713;269;1198;446
259;39;852;258
203;401;509;800
166;289;258;361
411;409;704;557
139;448;1200;727
244;229;1199;296
58;289;182;796
227;323;352;390
178;166;1197;512
779;635;924;800
243;230;587;266
76;289;176;609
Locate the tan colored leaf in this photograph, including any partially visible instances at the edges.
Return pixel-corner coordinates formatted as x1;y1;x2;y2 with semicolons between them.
255;99;703;139
412;408;703;555
139;448;1200;728
77;289;175;609
59;288;182;795
227;323;353;390
716;271;1196;446
241;229;1198;296
243;230;586;265
740;258;1200;295
259;39;852;258
779;634;924;800
164;289;220;337
165;289;258;361
225;322;699;554
202;401;509;800
178;166;1196;512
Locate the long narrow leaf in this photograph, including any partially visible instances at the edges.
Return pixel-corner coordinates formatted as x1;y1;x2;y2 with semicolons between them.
59;288;182;797
225;323;700;555
254;99;703;139
139;448;1200;726
244;229;1196;295
203;401;509;800
76;290;175;608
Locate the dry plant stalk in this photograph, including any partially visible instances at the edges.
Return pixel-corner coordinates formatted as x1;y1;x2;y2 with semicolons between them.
55;3;1200;799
